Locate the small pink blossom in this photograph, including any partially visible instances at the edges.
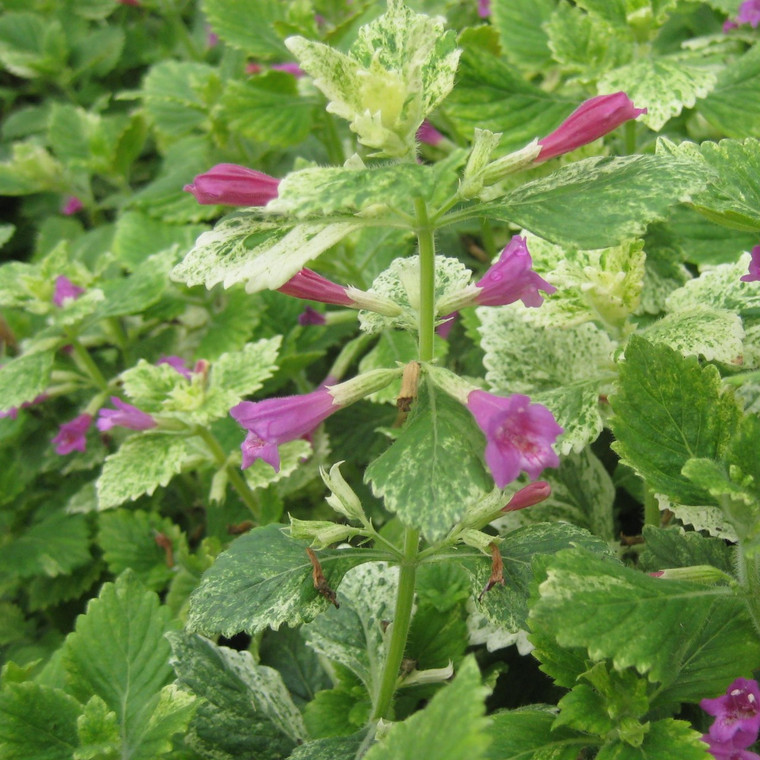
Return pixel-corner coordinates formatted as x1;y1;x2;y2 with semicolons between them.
52;413;92;455
475;236;556;307
97;397;157;432
466;390;562;488
271;62;305;77
478;0;491;18
157;355;193;380
245;62;262;75
277;268;354;306
53;275;85;307
184;164;280;206
724;18;740;31
741;246;760;283
61;196;83;215
701;678;760;749
738;0;760;27
703;744;760;760
504;481;551;511
436;312;458;339
417;120;445;146
536;92;647;163
230;388;338;471
298;307;327;326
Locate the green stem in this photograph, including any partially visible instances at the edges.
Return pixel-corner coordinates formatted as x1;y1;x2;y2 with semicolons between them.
195;426;261;521
322;113;345;166
66;336;109;392
624;120;637;155
643;486;660;528
414;197;436;363
371;527;419;720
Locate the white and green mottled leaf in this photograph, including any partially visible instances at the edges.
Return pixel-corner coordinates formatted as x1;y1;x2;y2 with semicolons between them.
642;306;744;363
599;56;717;131
303;563;398;706
661;499;739;543
0;142;63;195
0;350;53;414
479;305;615;453
359;255;474;334
481;155;706;249
120;361;186;411
187;525;378;637
365;380;492;541
0;12;67;79
364;657;490;760
97;433;190;510
168;631;305;759
171;214;364;293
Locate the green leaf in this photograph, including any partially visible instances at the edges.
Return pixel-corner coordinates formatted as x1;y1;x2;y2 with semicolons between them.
363;657;490;760
196;287;263;360
444;45;574;153
596;719;711;760
599;56;716;131
365;379;492;542
609;336;741;505
573;0;628;26
186;525;378;637
529;548;760;701
0;350;53;414
638;525;733;575
0;142;63;195
485;707;587;760
97;433;190;510
699;44;760;139
98;509;182;591
490;0;555;70
168;631;305;759
303;689;370;739
74;696;119;760
482;155;706;249
219;73;316;147
0;511;91;580
120;361;186;411
63;571;192;760
478;305;614;454
641;307;744;364
203;0;288;57
0;12;67;79
0;682;81;760
303;563;398;705
288;733;367;760
171;213;364;292
462;523;611;633
658;138;760;233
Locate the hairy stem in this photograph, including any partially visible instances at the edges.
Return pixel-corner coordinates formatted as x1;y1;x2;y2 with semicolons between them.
415;197;436;363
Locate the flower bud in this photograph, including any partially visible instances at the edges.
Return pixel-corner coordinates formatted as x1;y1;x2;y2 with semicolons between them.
320;461;365;522
289;517;361;548
504;481;551;511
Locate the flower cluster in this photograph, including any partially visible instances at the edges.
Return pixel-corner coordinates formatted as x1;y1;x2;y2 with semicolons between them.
701;678;760;759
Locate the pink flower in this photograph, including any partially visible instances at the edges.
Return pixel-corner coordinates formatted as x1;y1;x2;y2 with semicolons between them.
184;164;280;206
97;397;157;432
466;390;562;488
504;480;551;511
271;62;304;77
478;0;491;18
536;92;647;163
231;388;339;471
703;745;760;760
298;307;327;326
738;0;760;27
701;678;760;749
277;268;354;306
52;413;92;455
436;312;458;339
53;275;85;307
417;120;445;146
61;196;83;215
475;236;556;307
741;246;760;283
157;355;193;380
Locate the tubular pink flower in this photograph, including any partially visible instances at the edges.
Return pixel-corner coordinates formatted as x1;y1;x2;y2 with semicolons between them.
737;0;760;27
702;744;760;760
231;388;339;471
417;120;445;146
436;312;458;339
277;268;354;306
271;62;305;77
536;92;647;163
478;0;491;18
475;236;556;307
97;397;157;432
61;196;83;215
504;481;551;511
184;164;280;206
701;678;760;749
466;390;562;488
157;355;193;380
298;307;327;326
741;246;760;283
53;275;85;307
52;413;92;455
